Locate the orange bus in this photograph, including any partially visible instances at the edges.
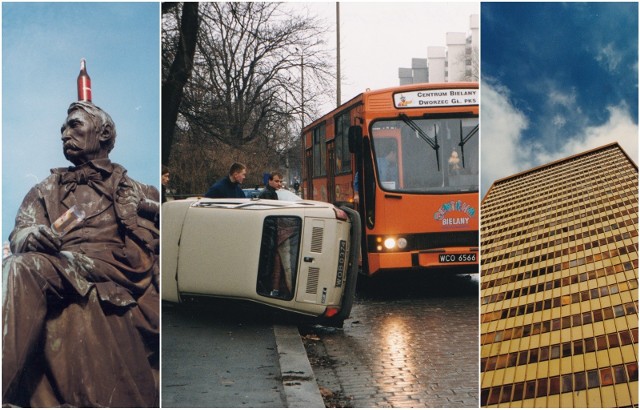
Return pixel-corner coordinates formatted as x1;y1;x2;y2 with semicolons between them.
302;82;479;276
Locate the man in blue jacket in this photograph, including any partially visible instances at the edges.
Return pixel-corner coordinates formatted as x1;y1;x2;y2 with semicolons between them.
204;162;247;198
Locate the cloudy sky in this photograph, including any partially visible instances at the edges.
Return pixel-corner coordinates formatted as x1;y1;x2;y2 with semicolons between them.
481;2;638;196
2;3;160;241
288;2;478;115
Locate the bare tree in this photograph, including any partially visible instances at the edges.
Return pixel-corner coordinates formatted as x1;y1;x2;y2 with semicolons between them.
466;45;479;82
449;42;478;83
162;2;199;166
181;2;333;148
162;2;334;196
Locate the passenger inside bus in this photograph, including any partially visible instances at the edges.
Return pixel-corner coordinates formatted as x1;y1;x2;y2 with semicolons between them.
448;150;462;174
376;144;399;189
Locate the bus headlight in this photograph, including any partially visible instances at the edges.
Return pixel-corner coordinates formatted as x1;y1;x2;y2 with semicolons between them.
384;238;396;250
375;236;409;251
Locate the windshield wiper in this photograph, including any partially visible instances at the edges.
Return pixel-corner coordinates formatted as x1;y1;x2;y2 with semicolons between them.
400;114;440;170
458;122;478;168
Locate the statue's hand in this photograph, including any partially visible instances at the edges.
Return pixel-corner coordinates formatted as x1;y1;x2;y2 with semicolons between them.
25;225;62;254
138;198;160;223
115;182;157;251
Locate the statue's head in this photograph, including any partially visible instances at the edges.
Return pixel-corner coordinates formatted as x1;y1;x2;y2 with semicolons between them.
61;101;117;165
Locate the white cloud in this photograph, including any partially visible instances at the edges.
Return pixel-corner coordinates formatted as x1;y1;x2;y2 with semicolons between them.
481;80;638;199
549;89;577;108
547;104;638;164
596;43;623;72
552;114;567;128
480;79;531;196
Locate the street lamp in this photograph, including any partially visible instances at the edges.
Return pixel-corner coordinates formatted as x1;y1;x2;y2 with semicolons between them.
300;52;304;131
336;2;341;107
295;47;306;198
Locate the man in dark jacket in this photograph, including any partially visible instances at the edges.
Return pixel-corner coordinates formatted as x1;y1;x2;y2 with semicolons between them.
204;162;247;198
258;171;283;200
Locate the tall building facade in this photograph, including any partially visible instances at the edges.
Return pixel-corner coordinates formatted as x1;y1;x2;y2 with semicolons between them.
480;143;638;407
398;14;478;84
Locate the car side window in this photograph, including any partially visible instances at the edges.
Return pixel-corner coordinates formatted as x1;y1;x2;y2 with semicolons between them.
257;216;301;300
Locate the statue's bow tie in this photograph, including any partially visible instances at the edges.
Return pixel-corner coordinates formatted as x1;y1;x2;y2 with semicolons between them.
61;168;104;186
60;165;113;199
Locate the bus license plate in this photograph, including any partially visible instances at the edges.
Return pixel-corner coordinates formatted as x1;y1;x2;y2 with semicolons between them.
439;253;476;263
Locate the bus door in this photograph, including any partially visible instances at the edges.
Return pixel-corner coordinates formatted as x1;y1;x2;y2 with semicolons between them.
327;140;336;204
371;134;402;191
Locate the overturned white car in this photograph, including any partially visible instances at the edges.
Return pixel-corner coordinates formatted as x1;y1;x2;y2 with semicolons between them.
161;197;360;327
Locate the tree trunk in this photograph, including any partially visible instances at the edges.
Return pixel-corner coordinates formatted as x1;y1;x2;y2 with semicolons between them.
162;2;199;165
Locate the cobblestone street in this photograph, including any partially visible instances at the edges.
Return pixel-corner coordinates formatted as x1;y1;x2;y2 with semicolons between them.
302;273;479;407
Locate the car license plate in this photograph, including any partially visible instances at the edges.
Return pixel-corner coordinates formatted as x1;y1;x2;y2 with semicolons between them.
438;253;476;263
335;240;347;287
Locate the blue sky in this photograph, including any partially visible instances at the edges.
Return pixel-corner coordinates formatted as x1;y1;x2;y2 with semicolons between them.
481;2;638;196
2;2;160;242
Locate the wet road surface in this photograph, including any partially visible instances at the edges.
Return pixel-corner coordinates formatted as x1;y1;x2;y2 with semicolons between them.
301;272;479;407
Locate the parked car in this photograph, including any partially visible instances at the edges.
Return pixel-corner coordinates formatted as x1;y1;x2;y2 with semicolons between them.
162;197;361;327
242;188;262;199
276;189;302;201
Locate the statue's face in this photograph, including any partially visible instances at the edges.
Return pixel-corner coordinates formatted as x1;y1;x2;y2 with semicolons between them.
61;109;108;165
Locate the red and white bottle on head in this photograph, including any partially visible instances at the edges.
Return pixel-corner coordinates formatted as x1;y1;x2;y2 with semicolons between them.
77;58;92;102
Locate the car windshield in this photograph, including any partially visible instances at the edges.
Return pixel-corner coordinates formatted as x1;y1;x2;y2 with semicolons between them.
371;115;478;193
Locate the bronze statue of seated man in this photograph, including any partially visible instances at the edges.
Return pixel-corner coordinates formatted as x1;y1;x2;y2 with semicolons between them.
2;101;159;407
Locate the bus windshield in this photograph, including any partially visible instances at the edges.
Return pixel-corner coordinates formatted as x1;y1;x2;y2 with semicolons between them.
371;115;478;193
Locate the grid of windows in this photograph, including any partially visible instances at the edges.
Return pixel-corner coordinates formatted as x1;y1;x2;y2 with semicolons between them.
482;328;638;372
480;144;638;408
482;363;638;406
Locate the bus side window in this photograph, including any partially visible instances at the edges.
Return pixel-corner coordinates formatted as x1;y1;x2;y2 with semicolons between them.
257;216;301;300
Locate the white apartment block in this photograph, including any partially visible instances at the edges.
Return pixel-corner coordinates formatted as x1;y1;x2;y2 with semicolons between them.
399;14;479;84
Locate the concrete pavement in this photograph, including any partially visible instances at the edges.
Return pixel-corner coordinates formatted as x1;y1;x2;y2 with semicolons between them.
161;301;325;407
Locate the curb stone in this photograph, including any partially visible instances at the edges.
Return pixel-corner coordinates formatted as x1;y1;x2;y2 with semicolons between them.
273;325;325;408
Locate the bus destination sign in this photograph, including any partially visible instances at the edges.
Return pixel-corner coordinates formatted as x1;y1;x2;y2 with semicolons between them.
394;88;478;108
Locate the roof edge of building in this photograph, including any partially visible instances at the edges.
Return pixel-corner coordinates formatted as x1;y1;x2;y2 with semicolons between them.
483;142;637;204
482;141;638;206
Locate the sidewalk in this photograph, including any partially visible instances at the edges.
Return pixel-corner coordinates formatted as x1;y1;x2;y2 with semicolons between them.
161;302;324;407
